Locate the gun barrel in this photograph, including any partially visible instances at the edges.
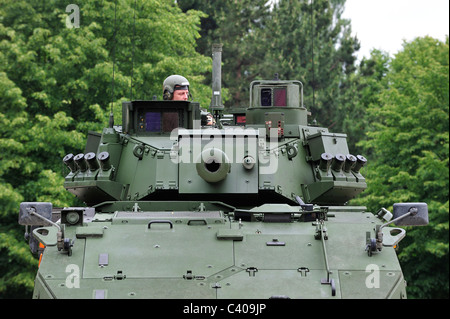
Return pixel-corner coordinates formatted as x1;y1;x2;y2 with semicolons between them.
210;43;223;111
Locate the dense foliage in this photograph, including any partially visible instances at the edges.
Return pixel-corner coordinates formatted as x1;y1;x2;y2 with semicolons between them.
0;0;448;298
352;37;449;298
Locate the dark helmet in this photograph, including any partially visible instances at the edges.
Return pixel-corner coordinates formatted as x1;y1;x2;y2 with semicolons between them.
163;75;190;100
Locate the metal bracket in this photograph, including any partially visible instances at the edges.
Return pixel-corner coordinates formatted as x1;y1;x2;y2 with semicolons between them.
246;267;258;277
298;267;310;277
321;278;336;296
366;206;426;256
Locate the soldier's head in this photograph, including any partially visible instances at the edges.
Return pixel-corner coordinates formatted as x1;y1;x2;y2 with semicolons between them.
163;75;190;101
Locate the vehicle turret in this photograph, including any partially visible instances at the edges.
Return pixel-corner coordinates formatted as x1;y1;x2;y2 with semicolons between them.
60;75;367;208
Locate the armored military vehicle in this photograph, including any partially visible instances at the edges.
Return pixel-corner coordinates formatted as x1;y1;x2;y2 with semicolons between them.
19;44;428;299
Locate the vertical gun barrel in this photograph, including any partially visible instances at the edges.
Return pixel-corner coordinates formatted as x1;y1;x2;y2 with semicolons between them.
210;43;224;111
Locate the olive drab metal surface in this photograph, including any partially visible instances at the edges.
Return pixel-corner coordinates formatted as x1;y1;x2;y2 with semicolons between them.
19;44;428;299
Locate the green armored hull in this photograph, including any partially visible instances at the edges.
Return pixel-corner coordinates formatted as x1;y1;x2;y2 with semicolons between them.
31;201;409;299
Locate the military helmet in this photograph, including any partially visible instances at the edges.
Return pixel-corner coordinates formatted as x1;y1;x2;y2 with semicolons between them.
163;75;190;100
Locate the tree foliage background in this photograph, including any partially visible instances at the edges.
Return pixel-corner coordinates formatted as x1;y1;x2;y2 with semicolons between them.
0;0;448;298
352;37;449;298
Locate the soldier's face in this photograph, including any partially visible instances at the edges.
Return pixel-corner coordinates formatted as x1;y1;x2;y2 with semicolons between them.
173;90;189;101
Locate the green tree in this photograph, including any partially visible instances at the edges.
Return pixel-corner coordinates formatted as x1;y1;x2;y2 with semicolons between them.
0;0;211;298
352;36;449;298
338;49;391;152
260;0;360;131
